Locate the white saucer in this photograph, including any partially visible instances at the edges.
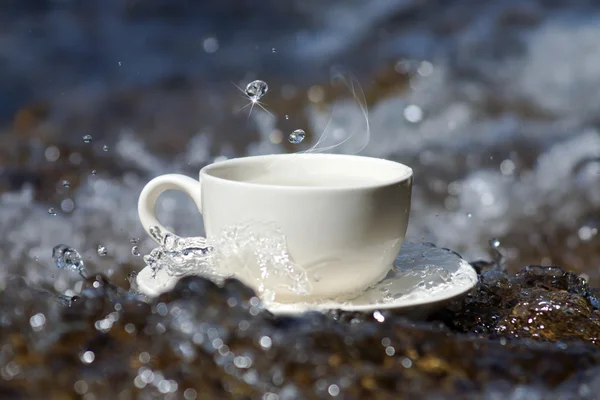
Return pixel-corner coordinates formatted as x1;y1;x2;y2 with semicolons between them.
136;242;478;317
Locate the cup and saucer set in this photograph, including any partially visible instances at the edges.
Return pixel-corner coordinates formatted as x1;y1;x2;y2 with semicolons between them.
135;154;478;316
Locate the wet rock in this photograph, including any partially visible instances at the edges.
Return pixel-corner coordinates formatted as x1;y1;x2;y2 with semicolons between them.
0;265;600;398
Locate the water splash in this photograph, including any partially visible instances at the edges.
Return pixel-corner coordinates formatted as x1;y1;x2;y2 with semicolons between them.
97;245;107;256
52;245;87;278
143;223;311;298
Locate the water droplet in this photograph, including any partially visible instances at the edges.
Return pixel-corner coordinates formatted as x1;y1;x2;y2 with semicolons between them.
489;238;501;249
259;336;272;350
285;114;289;120
467;213;472;218
271;48;276;53
97;245;107;256
130;238;139;245
132;246;141;257
245;80;268;101
82;135;92;144
91;170;97;176
62;180;70;188
53;245;85;275
80;350;95;364
404;105;423;123
61;199;75;213
385;346;395;356
102;145;110;152
45;146;60;162
118;61;122;66
203;37;219;53
288;129;305;144
29;313;46;331
48;208;56;216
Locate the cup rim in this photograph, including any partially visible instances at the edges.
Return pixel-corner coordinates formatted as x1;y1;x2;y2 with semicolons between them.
200;153;413;191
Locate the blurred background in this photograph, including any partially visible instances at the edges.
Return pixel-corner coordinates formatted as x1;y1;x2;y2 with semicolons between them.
1;0;599;293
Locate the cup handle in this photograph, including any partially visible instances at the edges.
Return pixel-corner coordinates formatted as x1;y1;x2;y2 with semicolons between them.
137;174;203;245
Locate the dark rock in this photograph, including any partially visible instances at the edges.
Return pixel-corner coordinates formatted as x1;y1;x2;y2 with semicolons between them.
1;266;600;398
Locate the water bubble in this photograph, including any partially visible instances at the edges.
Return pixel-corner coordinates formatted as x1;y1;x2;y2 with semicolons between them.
117;61;122;66
102;145;110;152
48;208;56;216
285;114;289;120
91;170;97;176
132;246;141;257
82;135;92;144
328;385;340;397
245;80;268;101
130;238;139;245
97;245;107;256
489;238;501;249
288;129;306;144
62;180;70;188
272;48;276;53
52;244;86;277
467;213;473;218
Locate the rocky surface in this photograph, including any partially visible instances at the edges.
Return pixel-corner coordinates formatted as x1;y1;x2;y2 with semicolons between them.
1;261;600;399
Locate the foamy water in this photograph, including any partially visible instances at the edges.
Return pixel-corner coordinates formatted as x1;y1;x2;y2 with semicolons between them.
0;0;599;297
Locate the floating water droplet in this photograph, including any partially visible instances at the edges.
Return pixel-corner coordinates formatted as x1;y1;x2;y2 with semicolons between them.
285;114;289;120
245;80;268;101
102;145;110;152
97;245;107;256
62;180;70;188
130;238;139;245
53;245;86;277
48;208;56;216
271;48;276;53
467;213;472;218
91;170;97;176
118;61;122;66
82;135;92;144
489;238;501;249
132;246;141;257
288;129;305;144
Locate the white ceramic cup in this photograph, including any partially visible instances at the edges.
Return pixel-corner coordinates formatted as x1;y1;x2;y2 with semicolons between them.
138;153;413;303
